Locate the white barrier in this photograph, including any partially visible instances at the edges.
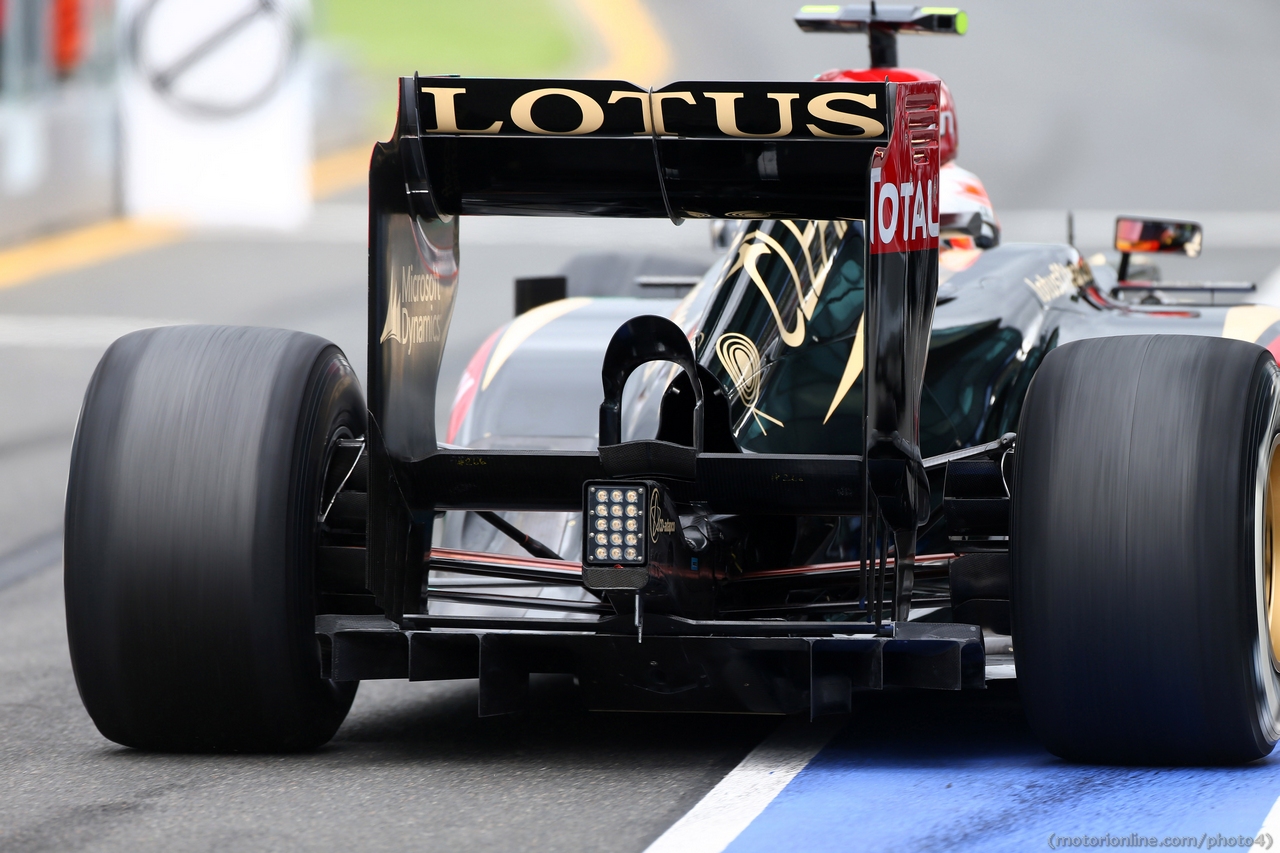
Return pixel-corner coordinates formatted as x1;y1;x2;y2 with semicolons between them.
119;0;311;229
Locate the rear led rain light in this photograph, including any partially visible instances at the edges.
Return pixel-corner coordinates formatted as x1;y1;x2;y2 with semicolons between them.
583;481;647;566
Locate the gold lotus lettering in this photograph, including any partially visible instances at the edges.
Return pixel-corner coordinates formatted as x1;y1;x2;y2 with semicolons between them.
419;87;503;134
510;87;605;136
805;92;884;138
417;85;886;139
651;91;696;136
702;92;799;139
607;90;653;135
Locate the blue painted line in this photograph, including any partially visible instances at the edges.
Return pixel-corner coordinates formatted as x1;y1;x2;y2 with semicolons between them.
726;685;1280;852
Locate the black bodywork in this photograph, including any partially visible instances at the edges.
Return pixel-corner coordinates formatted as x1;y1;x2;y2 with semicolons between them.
315;72;1065;715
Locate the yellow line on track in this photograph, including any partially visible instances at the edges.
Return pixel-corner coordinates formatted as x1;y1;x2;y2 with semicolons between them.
573;0;672;86
0;145;373;292
0;218;185;291
312;144;374;200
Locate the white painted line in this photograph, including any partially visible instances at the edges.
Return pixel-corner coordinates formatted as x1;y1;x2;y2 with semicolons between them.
0;315;189;347
1255;791;1280;848
643;716;844;853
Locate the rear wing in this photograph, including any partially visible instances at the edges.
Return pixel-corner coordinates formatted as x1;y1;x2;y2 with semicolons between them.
363;76;942;619
388;76;891;222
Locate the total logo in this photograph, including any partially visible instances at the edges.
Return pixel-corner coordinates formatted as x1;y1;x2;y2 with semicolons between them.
870;167;940;254
866;79;942;256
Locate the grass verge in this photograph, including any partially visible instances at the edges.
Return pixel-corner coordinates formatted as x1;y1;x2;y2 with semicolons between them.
315;0;583;78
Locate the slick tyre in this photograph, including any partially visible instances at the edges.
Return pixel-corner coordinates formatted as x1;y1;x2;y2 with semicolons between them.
1012;334;1280;764
65;325;364;751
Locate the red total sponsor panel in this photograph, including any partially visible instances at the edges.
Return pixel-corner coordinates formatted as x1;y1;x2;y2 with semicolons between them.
869;81;940;256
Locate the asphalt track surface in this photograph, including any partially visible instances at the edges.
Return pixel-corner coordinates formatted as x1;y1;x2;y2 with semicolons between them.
4;2;1280;851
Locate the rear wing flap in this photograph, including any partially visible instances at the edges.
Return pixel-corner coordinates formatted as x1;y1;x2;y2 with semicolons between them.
392;75;891;221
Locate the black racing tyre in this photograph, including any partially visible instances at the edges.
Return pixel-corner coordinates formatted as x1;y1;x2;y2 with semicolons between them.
1012;334;1280;764
65;325;364;751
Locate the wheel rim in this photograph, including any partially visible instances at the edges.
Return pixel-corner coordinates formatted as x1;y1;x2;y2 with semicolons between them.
1266;442;1280;667
1252;382;1280;749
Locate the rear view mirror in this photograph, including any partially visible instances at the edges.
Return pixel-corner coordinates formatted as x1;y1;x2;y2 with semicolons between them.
1114;217;1202;281
1115;217;1202;257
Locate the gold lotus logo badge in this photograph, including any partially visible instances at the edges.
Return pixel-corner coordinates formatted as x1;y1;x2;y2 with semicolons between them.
715;332;784;435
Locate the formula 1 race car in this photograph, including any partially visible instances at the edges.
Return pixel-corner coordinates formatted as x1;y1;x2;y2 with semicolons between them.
64;6;1280;765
